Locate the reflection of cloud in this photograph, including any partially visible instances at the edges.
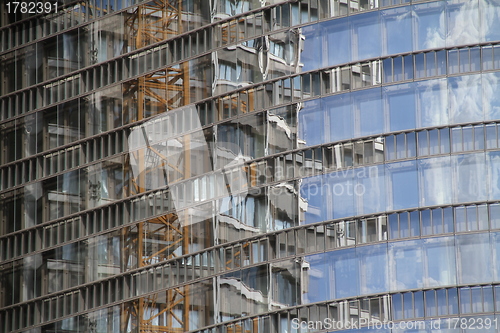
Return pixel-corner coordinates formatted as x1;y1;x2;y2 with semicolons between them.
128;105;248;226
483;73;500;119
422;11;445;49
445;1;480;46
422;1;481;49
481;0;500;40
449;74;482;123
418;79;448;127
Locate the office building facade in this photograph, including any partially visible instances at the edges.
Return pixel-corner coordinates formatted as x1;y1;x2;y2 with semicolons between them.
2;0;500;332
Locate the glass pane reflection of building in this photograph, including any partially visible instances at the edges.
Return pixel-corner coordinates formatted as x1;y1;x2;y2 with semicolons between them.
1;0;500;332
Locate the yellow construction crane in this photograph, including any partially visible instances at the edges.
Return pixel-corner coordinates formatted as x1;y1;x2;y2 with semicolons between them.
121;1;191;332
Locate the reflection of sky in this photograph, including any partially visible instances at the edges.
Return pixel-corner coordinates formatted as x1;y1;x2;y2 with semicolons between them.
448;74;482;123
304;233;499;301
301;1;500;69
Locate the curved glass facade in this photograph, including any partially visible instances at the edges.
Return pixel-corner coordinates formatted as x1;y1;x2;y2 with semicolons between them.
2;0;500;332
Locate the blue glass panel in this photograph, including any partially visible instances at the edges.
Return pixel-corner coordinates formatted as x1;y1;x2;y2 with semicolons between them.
389;240;423;290
414;291;424;318
480;0;500;42
429;129;439;155
304;253;332;303
446;0;481;46
388;213;399;239
326;93;353;142
483;72;500;120
416;79;448;127
352;88;384;137
394;56;404;81
448;74;483;123
436;289;447;315
491;232;500;282
421;209;432;235
474;125;485;150
410;211;420;237
325;17;351;66
381;7;413;56
440;128;450;153
300;176;327;224
423;236;456;287
359;165;386;215
425;290;436;317
437;50;447;75
488;151;500;200
403;292;413;319
350;11;381;61
460;287;472;313
418;156;452;207
415;53;425;78
455;206;467;232
392;294;404;320
407;132;417;157
400;212;410;238
413;2;446;50
456;233;492;284
483;286;495;312
358;244;388;294
384;83;416;132
443;207;454;233
432;208;443;234
328;169;356;219
386;161;419;210
333;248;359;298
404;55;414;80
299;98;324;146
301;24;324;72
383;58;393;83
490;203;500;229
385;135;396;160
452;153;487;203
448;288;459;314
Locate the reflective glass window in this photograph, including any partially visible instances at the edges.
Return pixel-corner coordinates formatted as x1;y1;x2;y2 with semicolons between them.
325;18;351;66
447;0;480;46
418;156;452;207
301;24;324;71
413;2;446;50
480;0;500;42
423;236;456;287
488;151;500;199
384;83;416;132
299;99;324;146
483;72;500;121
327;94;353;142
449;74;483;124
452;153;487;204
359;165;386;215
304;253;332;303
329;169;356;219
353;88;384;137
381;7;412;56
333;248;359;298
300;176;327;224
403;55;414;80
456;233;492;284
389;240;423;290
350;11;381;61
386;161;419;210
358;244;388;295
416;79;448;127
492;232;500;282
